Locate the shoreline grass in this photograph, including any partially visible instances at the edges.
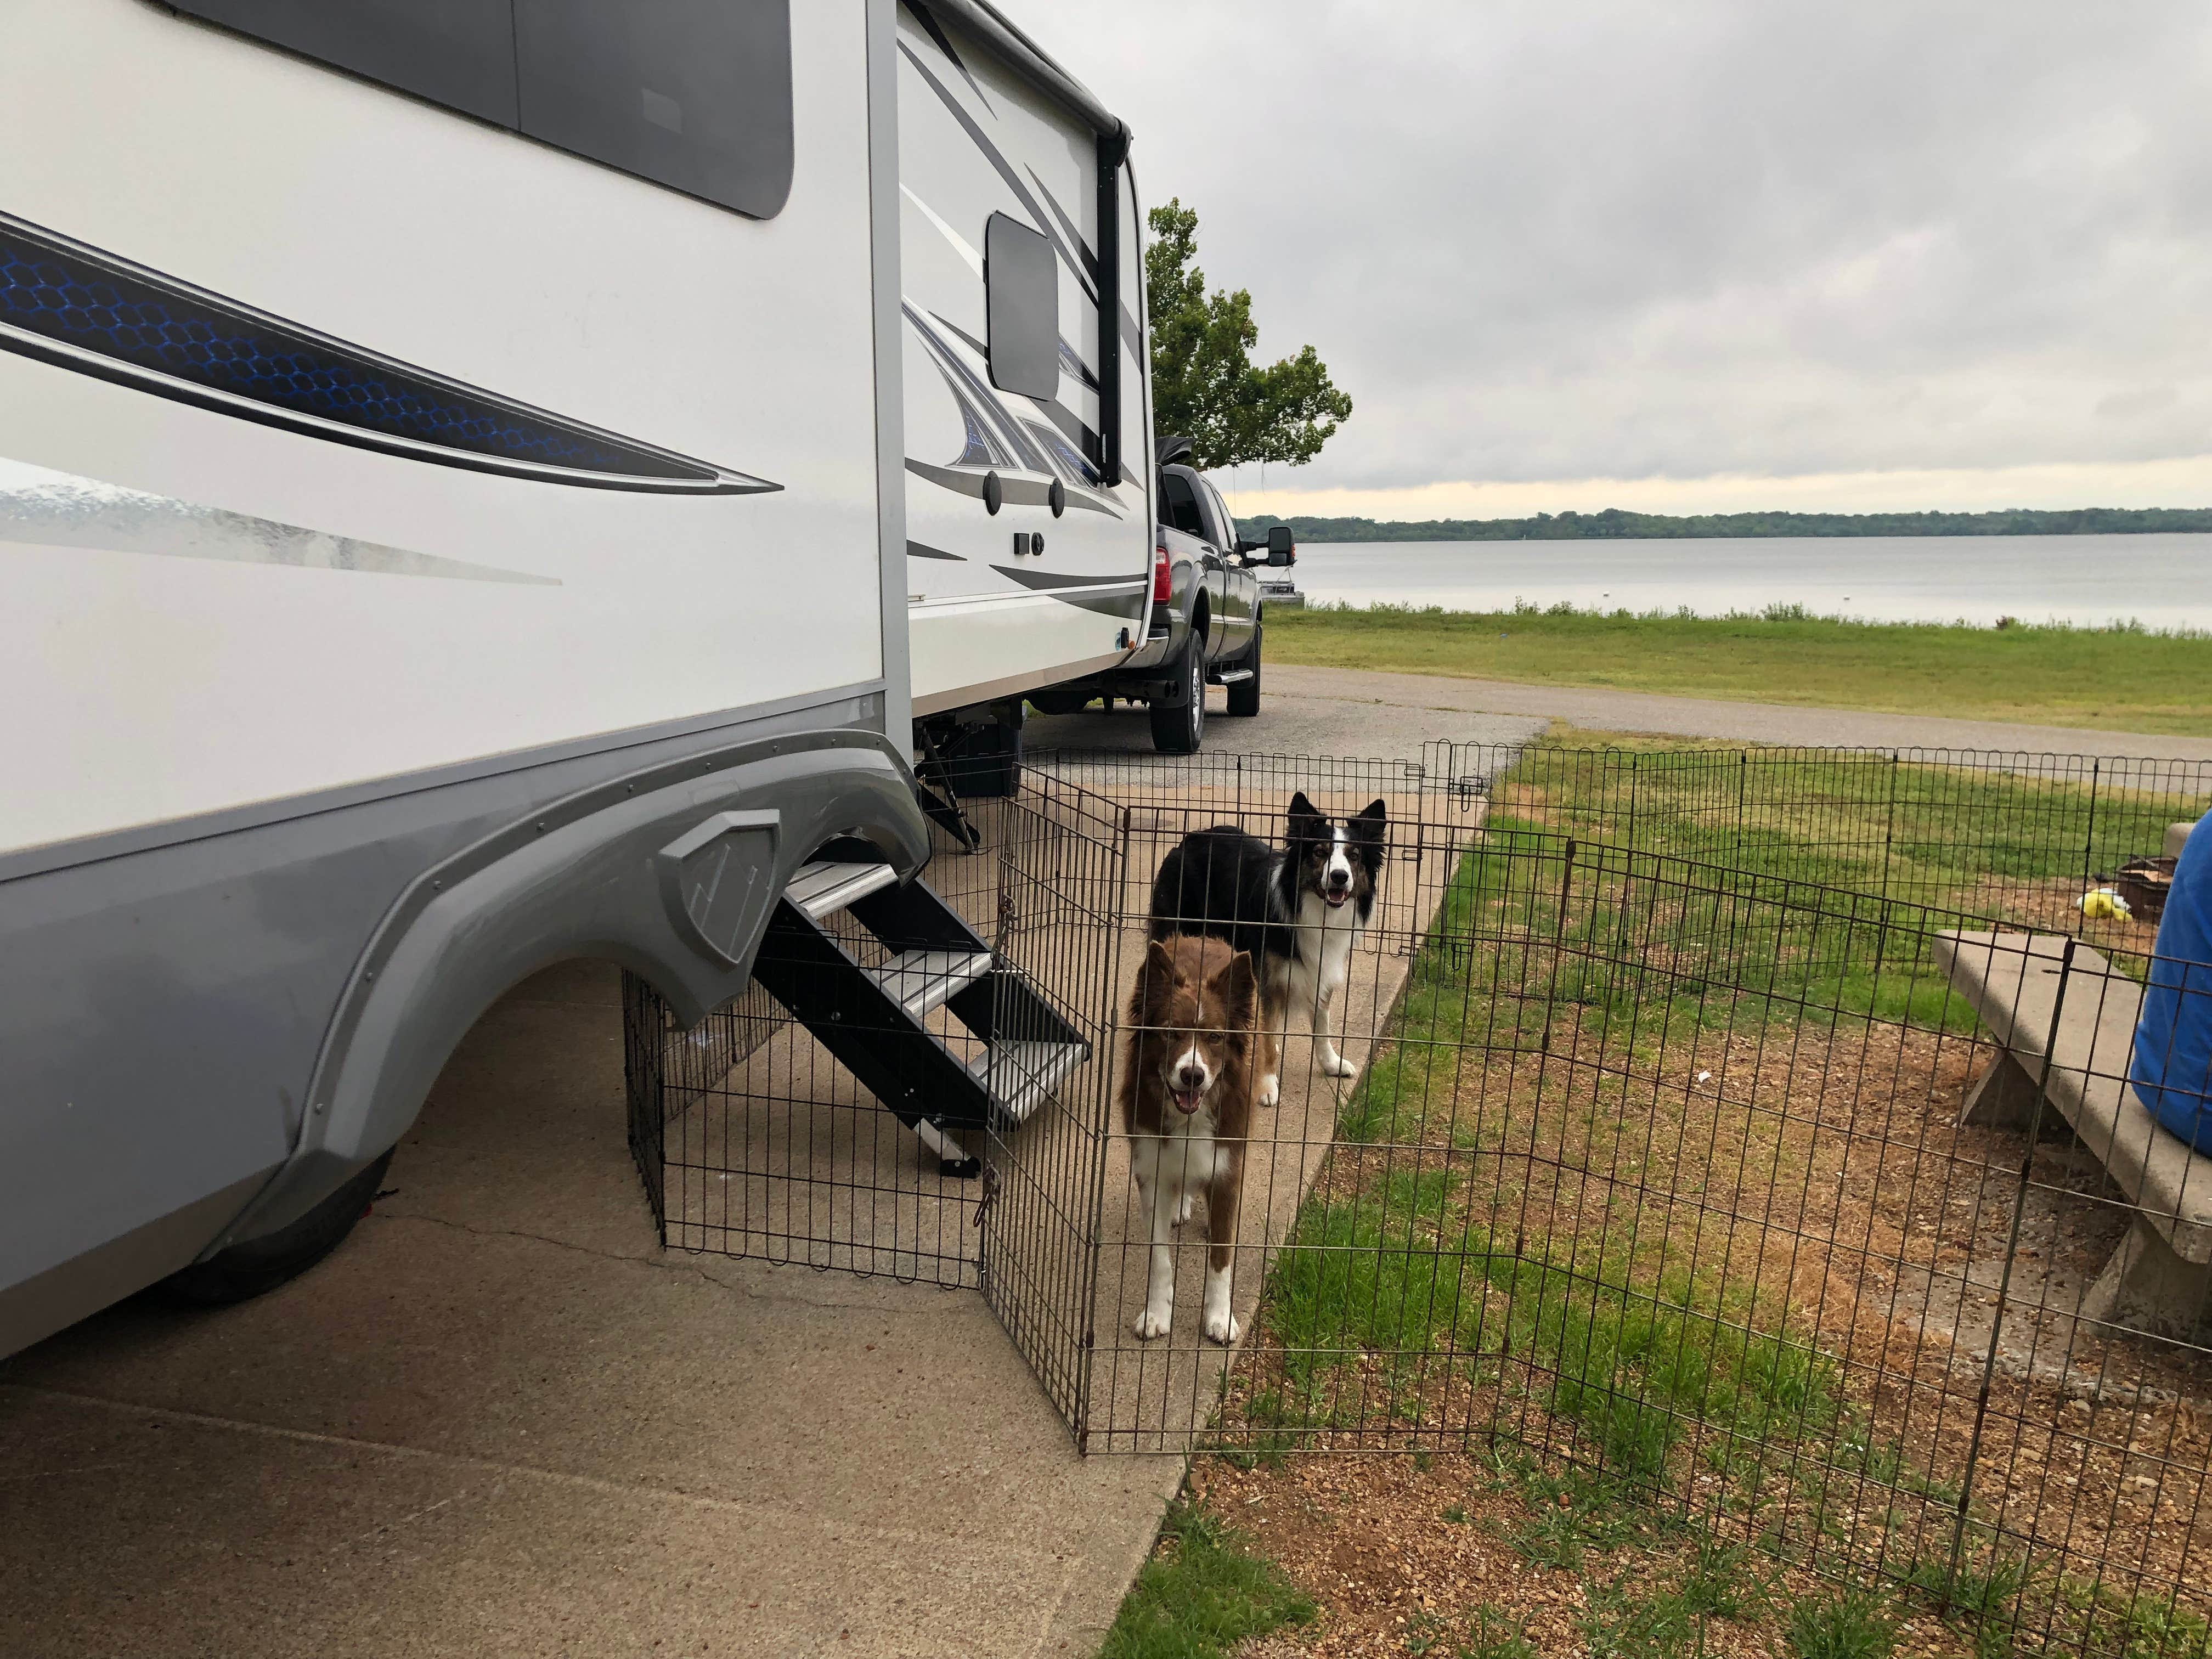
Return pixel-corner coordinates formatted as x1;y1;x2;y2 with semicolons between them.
1266;601;2212;736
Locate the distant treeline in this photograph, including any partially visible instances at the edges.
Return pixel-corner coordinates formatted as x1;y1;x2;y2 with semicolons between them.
1233;506;2212;543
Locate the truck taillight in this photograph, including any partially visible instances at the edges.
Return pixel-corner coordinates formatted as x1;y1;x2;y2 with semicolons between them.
1152;541;1172;605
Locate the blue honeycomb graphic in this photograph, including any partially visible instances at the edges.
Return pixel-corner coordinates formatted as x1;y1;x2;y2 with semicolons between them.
0;224;699;482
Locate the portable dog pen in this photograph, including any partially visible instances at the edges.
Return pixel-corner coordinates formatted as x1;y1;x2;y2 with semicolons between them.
623;741;2212;1658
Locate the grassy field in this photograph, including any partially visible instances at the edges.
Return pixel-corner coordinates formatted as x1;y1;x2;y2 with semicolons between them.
1265;603;2212;736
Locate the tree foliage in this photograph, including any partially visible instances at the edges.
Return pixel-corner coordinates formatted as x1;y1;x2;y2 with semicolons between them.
1146;199;1351;471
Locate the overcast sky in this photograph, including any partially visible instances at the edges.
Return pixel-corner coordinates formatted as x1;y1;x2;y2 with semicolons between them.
1026;1;2212;518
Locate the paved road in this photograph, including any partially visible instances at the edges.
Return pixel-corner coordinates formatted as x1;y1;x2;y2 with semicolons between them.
1267;665;2212;761
1030;665;2212;766
1025;673;1546;756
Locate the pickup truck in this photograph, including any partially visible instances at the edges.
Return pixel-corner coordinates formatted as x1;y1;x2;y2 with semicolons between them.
1028;437;1291;753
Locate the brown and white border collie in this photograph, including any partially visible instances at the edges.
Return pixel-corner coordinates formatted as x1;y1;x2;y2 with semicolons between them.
1120;934;1258;1344
1146;792;1388;1108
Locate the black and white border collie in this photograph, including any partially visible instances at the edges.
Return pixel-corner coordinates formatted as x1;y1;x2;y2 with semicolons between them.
1146;792;1388;1107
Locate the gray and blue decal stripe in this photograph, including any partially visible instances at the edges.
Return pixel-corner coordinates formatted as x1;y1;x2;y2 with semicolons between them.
0;210;774;495
923;308;1103;476
991;563;1144;618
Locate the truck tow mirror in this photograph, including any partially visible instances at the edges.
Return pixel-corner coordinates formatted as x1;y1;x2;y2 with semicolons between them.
1266;525;1295;564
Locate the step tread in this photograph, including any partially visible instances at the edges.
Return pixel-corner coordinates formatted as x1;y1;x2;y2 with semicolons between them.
968;1037;1090;1127
861;949;995;1020
786;859;899;922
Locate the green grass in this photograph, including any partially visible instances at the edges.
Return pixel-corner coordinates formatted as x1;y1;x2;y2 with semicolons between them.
1458;1608;1541;1659
1786;1588;1899;1659
1199;729;2207;1658
1496;726;2194;903
1100;1497;1316;1659
1267;601;2212;736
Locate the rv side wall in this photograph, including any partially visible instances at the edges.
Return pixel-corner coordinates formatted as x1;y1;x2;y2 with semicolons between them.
0;1;923;1353
1;3;886;856
896;7;1153;717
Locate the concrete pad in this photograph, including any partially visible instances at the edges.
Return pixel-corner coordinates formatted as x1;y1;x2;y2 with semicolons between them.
1;960;1183;1659
0;1385;1085;1659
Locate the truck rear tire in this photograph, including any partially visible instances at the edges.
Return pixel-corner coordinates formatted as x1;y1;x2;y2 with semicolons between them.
1149;645;1205;754
157;1148;394;1306
1226;625;1262;717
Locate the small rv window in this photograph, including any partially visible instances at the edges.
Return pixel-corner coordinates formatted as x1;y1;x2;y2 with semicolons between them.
985;213;1059;401
173;0;520;125
514;1;795;221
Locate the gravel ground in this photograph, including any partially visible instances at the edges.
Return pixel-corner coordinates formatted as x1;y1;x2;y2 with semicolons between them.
1024;664;2211;768
1261;666;2212;763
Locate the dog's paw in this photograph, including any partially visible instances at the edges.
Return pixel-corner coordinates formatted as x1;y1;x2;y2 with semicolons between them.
1321;1048;1357;1080
1132;1302;1173;1341
1172;1191;1194;1227
1257;1073;1280;1109
1203;1307;1242;1346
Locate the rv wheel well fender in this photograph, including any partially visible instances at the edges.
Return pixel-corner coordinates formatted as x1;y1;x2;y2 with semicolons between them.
206;730;929;1252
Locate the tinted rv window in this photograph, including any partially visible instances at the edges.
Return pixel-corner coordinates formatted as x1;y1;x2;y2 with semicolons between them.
514;2;795;221
173;0;520;125
170;0;795;221
985;213;1059;400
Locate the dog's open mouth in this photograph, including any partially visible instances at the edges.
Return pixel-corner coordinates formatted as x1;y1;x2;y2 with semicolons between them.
1323;889;1350;907
1171;1086;1205;1114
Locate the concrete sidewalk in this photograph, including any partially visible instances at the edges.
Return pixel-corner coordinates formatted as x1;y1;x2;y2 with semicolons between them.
0;961;1184;1659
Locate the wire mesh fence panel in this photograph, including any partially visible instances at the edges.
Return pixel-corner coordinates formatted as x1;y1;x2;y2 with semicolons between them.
974;777;1126;1439
614;736;2208;1655
1449;743;2209;943
1177;802;2211;1659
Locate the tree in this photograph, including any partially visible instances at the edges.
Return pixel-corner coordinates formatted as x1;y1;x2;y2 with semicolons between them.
1145;199;1351;471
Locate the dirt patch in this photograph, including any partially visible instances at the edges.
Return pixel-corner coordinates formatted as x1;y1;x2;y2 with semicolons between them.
1217;995;2212;1635
1186;1453;1977;1659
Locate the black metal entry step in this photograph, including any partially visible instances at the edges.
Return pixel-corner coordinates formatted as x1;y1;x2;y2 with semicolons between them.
748;857;1088;1176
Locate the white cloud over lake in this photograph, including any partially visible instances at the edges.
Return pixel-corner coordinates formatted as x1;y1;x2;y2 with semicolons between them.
1023;0;2212;515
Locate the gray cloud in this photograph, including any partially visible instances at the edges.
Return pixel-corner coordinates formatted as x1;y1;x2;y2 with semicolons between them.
1025;1;2212;491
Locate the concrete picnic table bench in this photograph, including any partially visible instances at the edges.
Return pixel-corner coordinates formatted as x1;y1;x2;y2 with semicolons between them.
1934;929;2212;1338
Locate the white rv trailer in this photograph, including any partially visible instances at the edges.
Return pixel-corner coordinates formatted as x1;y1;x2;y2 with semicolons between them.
0;0;1148;1356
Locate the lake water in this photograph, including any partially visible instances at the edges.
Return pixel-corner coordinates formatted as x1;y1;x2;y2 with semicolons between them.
1285;534;2212;631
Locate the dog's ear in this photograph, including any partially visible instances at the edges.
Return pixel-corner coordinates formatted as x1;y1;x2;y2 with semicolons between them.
1137;938;1179;1014
1285;791;1323;837
1349;799;1388;872
1207;949;1259;1027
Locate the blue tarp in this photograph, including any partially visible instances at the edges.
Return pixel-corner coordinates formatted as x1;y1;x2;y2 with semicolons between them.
2131;814;2212;1152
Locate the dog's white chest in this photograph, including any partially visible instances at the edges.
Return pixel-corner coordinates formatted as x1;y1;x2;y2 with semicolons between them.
1294;888;1361;989
1132;1112;1229;1192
